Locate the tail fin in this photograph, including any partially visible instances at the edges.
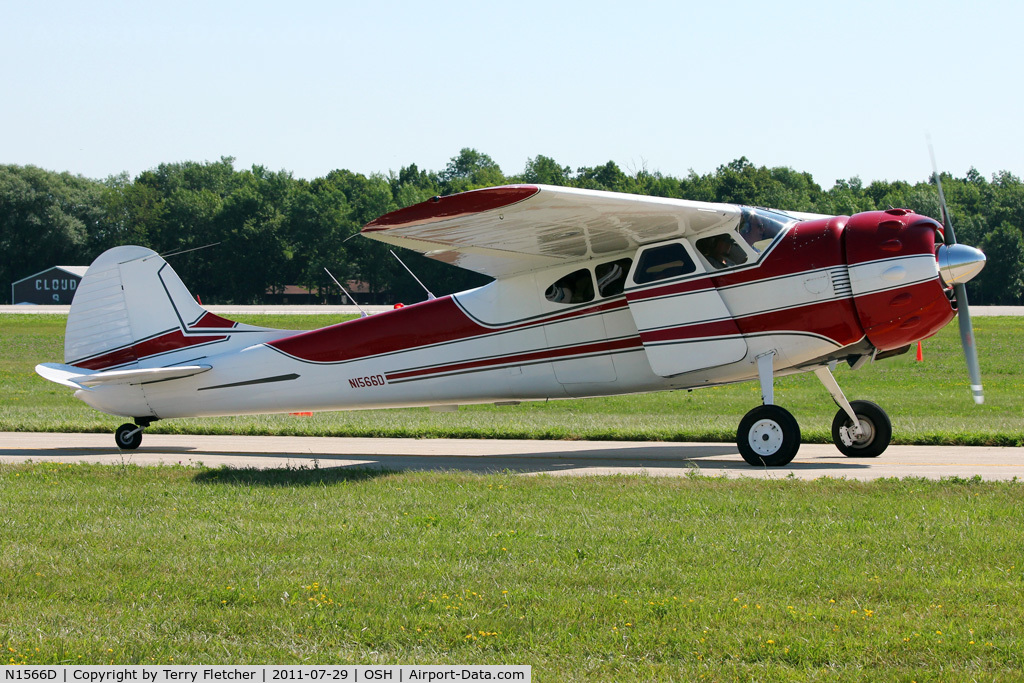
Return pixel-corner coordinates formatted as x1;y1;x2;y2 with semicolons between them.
65;246;239;370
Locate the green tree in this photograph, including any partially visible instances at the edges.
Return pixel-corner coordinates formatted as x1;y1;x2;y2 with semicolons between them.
0;165;104;303
520;155;572;186
575;161;628;191
3;152;1021;306
96;172;163;251
286;175;356;302
817;177;876;216
389;163;440;205
975;222;1024;305
207;166;295;303
990;171;1024;231
439;148;505;194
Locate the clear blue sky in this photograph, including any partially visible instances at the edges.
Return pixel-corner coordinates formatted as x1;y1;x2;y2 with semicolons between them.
3;0;1020;189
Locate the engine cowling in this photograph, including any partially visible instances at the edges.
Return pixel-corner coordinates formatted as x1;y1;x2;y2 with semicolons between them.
843;209;955;352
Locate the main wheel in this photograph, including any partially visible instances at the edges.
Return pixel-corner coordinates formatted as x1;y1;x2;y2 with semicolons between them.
115;423;143;450
737;405;801;467
831;400;891;458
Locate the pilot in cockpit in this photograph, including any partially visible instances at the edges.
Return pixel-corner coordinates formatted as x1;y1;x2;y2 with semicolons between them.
742;214;766;247
739;211;780;253
700;234;743;269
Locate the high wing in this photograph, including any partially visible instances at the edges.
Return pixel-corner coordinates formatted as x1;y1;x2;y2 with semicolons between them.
361;184;741;278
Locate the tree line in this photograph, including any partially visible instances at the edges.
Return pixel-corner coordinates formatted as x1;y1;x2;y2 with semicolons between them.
2;150;1022;305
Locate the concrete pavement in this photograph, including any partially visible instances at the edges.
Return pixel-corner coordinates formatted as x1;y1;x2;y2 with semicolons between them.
2;432;1022;481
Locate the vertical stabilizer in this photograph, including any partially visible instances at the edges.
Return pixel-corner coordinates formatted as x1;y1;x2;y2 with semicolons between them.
64;246;226;369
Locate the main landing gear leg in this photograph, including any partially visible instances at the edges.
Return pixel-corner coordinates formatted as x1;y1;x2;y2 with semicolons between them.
737;351;801;467
115;418;155;450
815;365;892;458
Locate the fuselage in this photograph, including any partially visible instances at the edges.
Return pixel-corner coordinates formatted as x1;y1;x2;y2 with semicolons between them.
71;207;958;420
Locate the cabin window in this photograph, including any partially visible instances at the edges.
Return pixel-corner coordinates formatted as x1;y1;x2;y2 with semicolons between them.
633;243;696;284
596;258;632;297
544;268;595;304
738;208;790;252
696;233;748;269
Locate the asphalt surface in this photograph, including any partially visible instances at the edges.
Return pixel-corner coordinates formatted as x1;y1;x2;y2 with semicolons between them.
2;432;1022;481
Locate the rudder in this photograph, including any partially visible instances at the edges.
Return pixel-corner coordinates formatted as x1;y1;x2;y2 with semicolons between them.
65;246;228;369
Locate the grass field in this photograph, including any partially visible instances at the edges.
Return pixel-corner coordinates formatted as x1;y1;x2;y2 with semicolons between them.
2;463;1022;679
2;314;1023;445
3;314;1023;679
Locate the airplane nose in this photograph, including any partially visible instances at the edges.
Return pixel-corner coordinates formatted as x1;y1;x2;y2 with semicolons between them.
937;243;986;287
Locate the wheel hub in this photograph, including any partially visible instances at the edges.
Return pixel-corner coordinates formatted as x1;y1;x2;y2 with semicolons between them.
748;418;784;455
841;417;875;448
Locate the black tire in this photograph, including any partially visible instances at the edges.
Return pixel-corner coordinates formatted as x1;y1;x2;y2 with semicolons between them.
737;405;801;467
115;423;143;450
831;400;891;458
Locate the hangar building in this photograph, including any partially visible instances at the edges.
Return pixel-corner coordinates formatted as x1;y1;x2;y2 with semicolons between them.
11;266;88;305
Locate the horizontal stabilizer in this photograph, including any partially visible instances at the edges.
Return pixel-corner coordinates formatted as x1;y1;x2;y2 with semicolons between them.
36;363;212;388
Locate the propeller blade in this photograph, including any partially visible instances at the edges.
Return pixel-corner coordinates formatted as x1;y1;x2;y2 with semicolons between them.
953;282;984;404
928;138;957;245
930;137;982;404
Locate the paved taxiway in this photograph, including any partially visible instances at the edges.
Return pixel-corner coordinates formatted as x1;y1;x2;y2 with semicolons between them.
2;432;1022;480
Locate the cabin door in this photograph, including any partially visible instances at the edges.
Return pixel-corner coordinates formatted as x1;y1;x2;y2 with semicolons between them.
623;240;748;377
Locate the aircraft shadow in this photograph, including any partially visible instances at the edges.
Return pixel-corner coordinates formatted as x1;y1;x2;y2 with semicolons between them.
187;444;871;486
1;442;870;487
192;464;395;487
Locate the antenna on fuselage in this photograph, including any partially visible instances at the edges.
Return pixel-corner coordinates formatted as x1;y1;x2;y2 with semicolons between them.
159;242;223;260
389;250;436;301
323;267;368;318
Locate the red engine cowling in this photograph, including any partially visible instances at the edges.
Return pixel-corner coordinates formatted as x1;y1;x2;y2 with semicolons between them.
843;209;955;351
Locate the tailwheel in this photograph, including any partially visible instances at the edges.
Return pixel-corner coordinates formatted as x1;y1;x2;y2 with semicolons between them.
737;405;801;467
115;423;144;450
831;400;891;458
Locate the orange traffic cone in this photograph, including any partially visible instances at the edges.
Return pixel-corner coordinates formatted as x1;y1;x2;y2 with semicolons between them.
915;341;923;362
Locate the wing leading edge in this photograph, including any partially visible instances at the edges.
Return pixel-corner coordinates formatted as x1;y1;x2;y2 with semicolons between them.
362;184;740;278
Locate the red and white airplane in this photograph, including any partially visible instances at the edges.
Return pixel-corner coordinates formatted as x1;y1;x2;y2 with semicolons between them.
36;184;986;466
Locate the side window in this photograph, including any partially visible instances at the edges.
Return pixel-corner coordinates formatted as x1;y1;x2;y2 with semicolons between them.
544;268;595;304
739;208;788;252
633;243;696;284
595;258;632;297
695;233;748;270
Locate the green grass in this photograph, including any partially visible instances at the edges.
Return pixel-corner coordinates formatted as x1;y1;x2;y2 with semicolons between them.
3;314;1023;445
1;463;1021;679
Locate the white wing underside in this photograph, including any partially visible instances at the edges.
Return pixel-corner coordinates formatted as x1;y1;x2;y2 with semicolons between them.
361;184;742;278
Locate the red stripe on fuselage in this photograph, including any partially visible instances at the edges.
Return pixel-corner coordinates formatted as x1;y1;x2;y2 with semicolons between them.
625;277;715;302
267;297;490;363
640;298;863;348
518;297;628;326
266;295;631;364
74;330;228;370
386;337;643;381
193;312;237;329
639;318;739;344
736;298;862;345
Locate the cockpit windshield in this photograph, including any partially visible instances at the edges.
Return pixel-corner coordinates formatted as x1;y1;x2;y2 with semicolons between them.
738;208;795;253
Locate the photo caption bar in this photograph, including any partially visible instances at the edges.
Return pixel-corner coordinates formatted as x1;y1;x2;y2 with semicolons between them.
2;667;530;683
